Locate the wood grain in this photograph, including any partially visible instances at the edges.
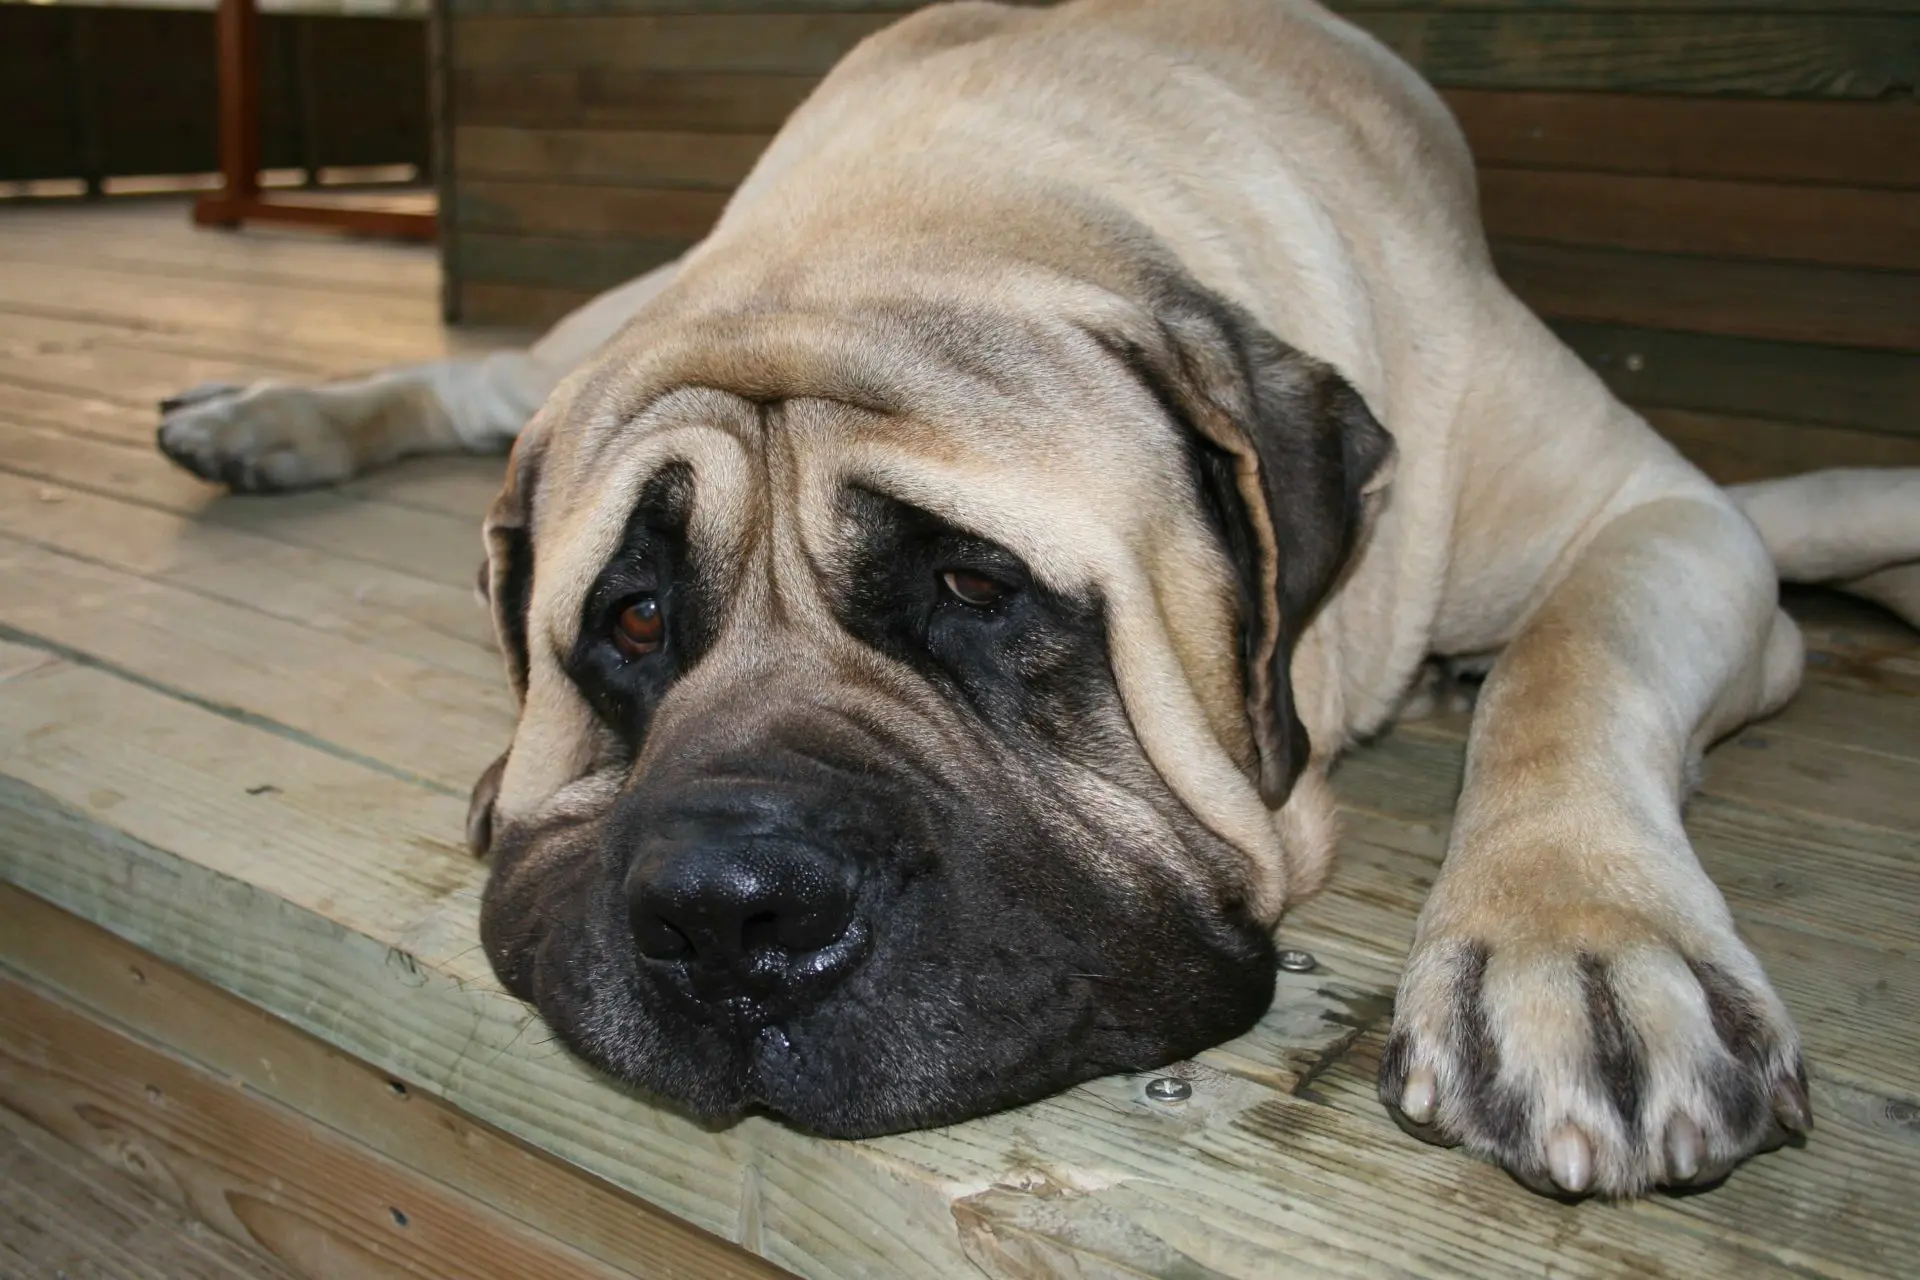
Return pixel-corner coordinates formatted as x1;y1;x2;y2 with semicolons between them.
1646;406;1920;484
1353;13;1920;97
0;1103;290;1280
446;0;924;13
456;179;731;239
0;970;641;1280
451;69;818;131
0;886;790;1280
1481;169;1920;271
451;12;895;74
1451;90;1920;189
0;469;500;682
1448;90;1920;188
453;229;692;292
1553;321;1920;437
0;418;484;589
1494;242;1920;351
458;279;603;327
455;125;771;187
0;533;512;793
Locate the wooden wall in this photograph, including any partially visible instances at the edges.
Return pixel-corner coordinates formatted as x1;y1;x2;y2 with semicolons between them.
438;0;1920;482
0;6;431;192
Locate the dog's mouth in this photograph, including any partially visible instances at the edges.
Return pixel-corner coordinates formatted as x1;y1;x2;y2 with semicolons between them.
483;792;1280;1138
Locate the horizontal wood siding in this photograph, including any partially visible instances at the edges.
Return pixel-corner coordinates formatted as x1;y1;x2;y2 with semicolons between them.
440;1;1920;479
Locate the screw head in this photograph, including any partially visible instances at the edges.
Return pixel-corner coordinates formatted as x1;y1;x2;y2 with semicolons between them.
1144;1076;1192;1103
1277;949;1318;974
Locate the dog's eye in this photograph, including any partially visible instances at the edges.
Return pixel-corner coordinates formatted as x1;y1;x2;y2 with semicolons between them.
613;596;665;656
941;570;1011;608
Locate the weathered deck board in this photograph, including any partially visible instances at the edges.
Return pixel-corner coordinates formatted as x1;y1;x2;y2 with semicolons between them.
0;200;1915;1280
0;1100;293;1280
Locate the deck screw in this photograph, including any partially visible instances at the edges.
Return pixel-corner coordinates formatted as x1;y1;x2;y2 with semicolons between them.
1277;949;1318;973
1145;1076;1192;1103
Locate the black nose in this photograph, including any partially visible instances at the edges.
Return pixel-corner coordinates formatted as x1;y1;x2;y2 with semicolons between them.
627;832;864;999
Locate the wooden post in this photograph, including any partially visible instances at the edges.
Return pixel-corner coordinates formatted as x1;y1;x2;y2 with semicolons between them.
192;0;435;241
195;0;260;226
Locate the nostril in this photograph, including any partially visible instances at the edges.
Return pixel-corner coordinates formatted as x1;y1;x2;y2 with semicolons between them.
626;835;861;995
740;910;782;957
632;909;694;963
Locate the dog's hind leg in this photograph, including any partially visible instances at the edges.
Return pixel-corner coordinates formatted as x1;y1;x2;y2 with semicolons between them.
1728;468;1920;629
157;258;683;492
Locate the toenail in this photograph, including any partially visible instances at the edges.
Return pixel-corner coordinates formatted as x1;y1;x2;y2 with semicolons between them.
1399;1068;1437;1124
1547;1124;1593;1194
1772;1079;1812;1134
1664;1115;1701;1183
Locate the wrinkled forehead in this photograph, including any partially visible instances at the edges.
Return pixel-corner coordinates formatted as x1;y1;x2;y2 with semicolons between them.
527;341;1196;633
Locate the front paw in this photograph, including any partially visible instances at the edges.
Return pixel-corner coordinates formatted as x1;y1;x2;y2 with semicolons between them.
1379;927;1809;1198
157;382;354;492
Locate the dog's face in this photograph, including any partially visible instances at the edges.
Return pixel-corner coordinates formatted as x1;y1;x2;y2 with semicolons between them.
469;251;1392;1136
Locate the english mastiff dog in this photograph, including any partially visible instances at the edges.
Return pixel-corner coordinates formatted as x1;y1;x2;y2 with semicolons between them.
157;0;1920;1198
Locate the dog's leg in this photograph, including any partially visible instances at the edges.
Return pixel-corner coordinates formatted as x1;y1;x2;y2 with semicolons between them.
1729;468;1920;629
1380;493;1811;1198
157;259;682;491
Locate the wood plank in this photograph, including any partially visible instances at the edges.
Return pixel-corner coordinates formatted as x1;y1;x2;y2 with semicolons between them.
0;886;790;1280
454;230;691;293
451;13;896;74
450;69;818;132
1333;0;1920;11
0;1104;290;1280
1352;13;1920;98
1494;242;1920;352
1647;407;1920;484
446;12;1920;102
1448;91;1920;189
456;179;731;240
457;280;600;328
1481;169;1920;271
0;536;512;793
1554;322;1920;437
0;259;452;360
0;203;441;295
447;0;921;13
0;417;484;589
455;125;771;187
0;469;500;683
0;970;639;1280
0;308;431;397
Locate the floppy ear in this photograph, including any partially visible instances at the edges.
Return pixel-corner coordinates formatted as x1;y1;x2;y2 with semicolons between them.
1104;276;1395;806
469;433;543;857
481;433;543;702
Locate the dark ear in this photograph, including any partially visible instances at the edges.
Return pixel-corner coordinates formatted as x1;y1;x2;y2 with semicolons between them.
470;435;542;856
466;750;509;858
1105;276;1395;806
481;433;542;702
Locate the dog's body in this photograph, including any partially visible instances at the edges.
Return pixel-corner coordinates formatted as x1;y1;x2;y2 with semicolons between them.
158;0;1920;1198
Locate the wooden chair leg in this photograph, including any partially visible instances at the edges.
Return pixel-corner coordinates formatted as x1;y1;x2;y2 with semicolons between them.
192;0;435;242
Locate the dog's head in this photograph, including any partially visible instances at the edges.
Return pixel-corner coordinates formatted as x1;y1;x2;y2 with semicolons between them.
468;240;1392;1136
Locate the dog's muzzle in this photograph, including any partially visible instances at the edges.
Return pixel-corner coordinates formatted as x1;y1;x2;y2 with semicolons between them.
612;760;891;1023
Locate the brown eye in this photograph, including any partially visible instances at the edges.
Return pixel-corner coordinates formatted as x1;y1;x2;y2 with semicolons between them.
613;596;664;656
942;570;1010;608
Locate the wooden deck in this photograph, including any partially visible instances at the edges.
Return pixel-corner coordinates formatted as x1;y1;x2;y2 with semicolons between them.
0;200;1916;1280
